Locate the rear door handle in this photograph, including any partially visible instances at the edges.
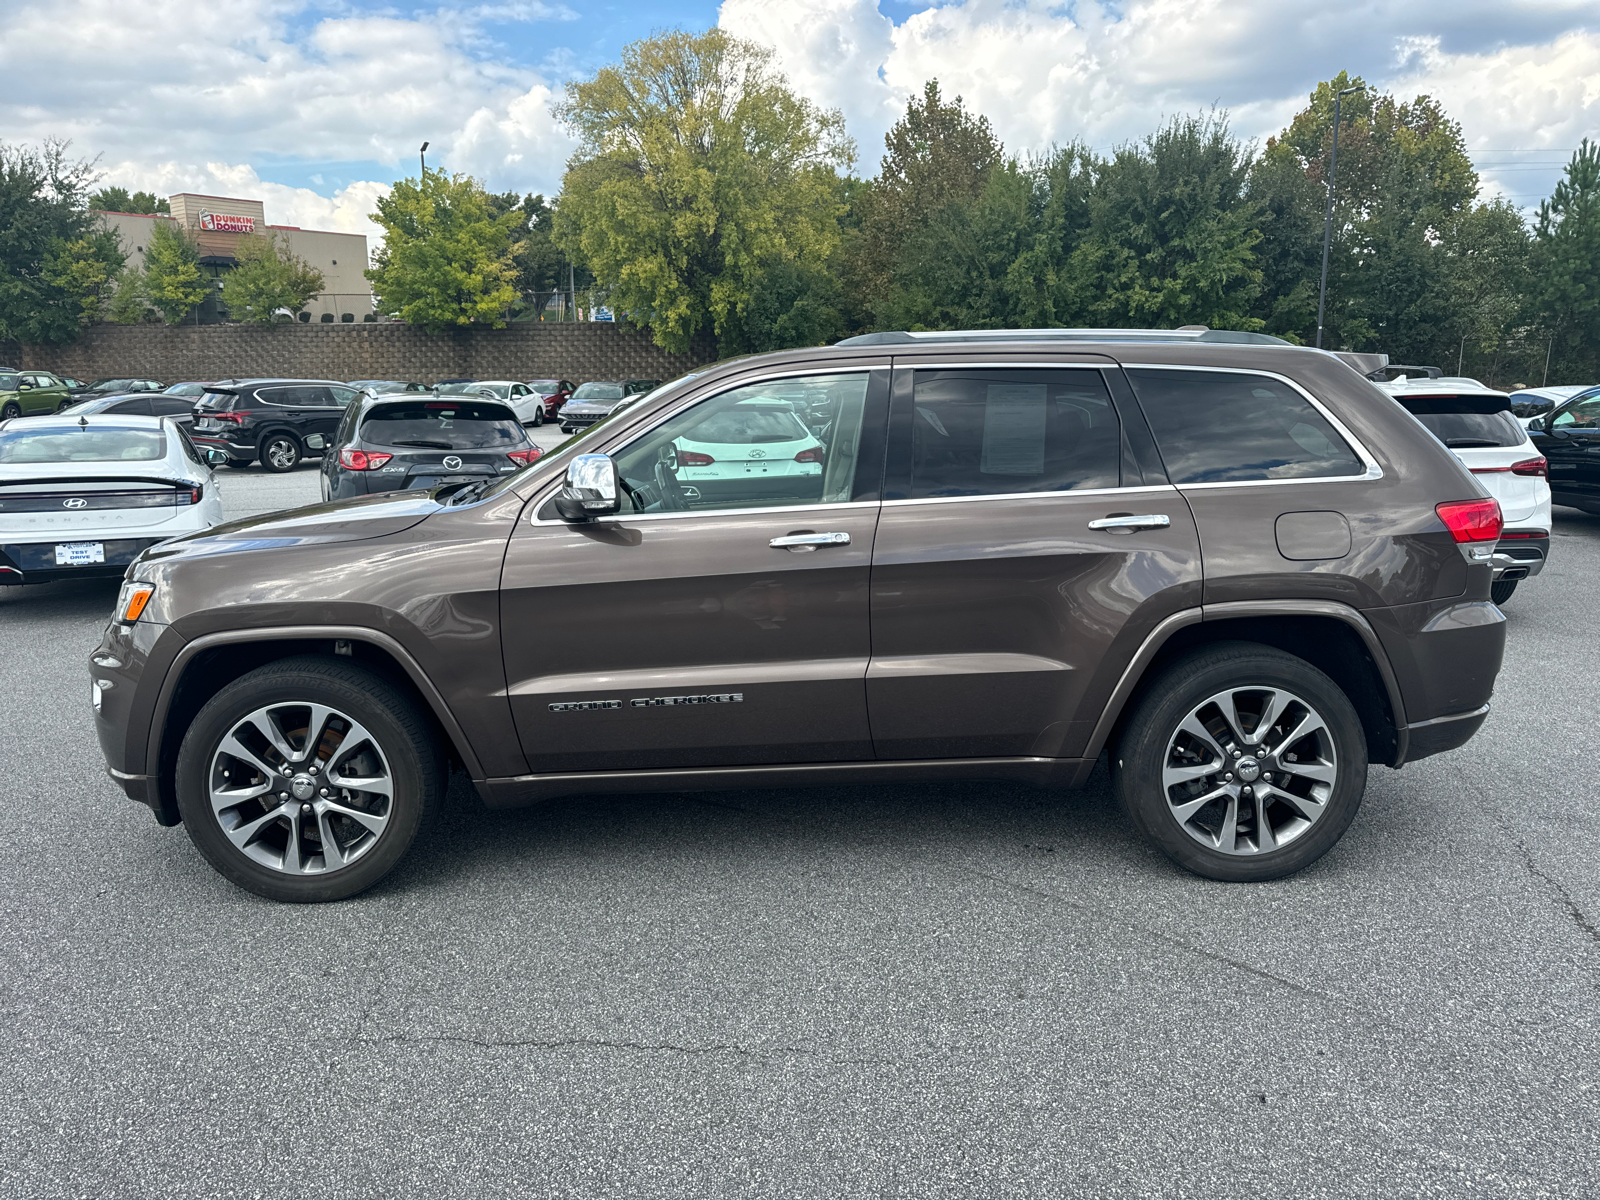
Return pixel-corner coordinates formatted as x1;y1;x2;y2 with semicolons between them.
1087;514;1171;532
770;531;851;551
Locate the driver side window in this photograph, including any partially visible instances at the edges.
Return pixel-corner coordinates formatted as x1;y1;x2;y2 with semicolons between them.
612;373;872;514
1552;397;1600;429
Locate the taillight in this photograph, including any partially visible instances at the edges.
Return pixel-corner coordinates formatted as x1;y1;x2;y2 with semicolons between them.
1511;456;1548;477
794;447;825;464
212;412;243;425
186;486;201;505
1499;530;1549;540
507;448;541;466
1436;498;1503;543
678;450;715;466
338;448;393;471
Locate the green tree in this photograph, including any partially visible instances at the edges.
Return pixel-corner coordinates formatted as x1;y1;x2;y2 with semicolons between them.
43;229;126;326
0;139;124;344
553;29;854;353
1254;74;1481;356
140;220;208;324
487;191;588;316
1528;139;1600;381
854;80;1003;323
220;233;325;324
1065;114;1264;331
106;268;148;324
88;186;169;215
367;170;523;333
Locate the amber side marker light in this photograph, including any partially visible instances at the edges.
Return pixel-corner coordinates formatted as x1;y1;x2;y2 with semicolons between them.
120;583;155;623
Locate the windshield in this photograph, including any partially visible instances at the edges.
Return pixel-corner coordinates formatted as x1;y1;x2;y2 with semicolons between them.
360;401;524;449
0;429;166;462
435;382;492;397
90;379;133;391
164;383;204;396
572;383;625;400
0;375;17;393
528;380;561;392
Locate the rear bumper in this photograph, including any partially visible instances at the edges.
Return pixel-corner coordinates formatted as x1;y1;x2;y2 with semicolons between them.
1404;704;1492;763
189;435;256;462
0;537;170;585
1367;598;1506;764
1493;531;1549;580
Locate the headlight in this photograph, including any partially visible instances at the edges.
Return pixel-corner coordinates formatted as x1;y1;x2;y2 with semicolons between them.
116;580;155;624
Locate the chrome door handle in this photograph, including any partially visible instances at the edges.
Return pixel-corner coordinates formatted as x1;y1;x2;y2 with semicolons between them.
770;531;851;550
1087;514;1171;531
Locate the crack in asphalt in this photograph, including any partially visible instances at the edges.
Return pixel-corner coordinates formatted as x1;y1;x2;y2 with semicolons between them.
327;1034;902;1064
1514;839;1600;950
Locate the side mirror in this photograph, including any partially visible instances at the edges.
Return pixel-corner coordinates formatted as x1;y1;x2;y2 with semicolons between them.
554;453;620;521
205;448;229;466
1528;417;1545;432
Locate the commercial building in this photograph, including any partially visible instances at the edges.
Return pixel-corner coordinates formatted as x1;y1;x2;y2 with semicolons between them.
96;193;373;322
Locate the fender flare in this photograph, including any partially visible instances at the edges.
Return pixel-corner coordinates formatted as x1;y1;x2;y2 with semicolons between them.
146;624;486;780
1081;599;1410;768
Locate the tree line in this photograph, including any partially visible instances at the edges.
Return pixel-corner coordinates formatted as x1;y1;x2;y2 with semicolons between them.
2;30;1596;386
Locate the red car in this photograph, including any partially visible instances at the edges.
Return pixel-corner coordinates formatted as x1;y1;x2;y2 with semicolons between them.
527;379;575;421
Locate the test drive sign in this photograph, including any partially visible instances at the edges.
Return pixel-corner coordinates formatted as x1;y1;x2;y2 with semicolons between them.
199;211;255;233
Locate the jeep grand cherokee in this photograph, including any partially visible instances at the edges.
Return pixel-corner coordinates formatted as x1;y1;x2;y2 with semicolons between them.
91;329;1506;902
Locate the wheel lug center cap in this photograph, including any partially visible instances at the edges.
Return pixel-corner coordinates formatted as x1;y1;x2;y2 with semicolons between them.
290;774;317;801
1235;757;1262;783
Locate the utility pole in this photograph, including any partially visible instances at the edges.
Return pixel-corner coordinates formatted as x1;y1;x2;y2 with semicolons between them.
569;261;577;323
1316;84;1365;350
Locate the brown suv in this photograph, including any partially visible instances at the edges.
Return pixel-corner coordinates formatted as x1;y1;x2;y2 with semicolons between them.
91;330;1507;902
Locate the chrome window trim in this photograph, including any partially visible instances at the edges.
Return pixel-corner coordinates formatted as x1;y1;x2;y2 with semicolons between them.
892;361;1114;371
527;364;886;527
882;483;1178;509
527;499;881;528
1121;362;1383;487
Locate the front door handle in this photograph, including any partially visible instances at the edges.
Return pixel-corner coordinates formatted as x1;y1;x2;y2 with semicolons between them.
770;531;851;551
1087;514;1171;532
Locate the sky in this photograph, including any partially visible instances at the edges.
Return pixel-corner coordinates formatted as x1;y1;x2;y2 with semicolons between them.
0;0;1595;238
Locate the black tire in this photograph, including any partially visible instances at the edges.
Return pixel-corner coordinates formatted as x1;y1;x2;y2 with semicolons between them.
224;459;252;470
175;656;445;902
530;407;544;427
559;425;573;434
1491;579;1518;605
259;432;301;473
1113;642;1367;882
0;402;19;420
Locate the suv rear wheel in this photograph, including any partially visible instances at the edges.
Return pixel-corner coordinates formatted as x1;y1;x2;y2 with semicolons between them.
1114;642;1367;882
175;657;444;902
260;433;302;472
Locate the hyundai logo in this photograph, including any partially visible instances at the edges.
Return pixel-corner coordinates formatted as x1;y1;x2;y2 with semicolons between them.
63;498;88;509
442;456;463;471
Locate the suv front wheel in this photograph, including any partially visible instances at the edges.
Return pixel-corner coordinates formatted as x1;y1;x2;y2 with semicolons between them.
1114;643;1367;882
260;433;302;472
175;656;445;902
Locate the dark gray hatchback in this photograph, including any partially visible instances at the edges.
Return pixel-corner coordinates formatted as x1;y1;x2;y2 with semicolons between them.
91;330;1507;902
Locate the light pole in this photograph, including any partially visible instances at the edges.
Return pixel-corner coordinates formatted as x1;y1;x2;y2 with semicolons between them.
419;141;429;177
1315;84;1364;349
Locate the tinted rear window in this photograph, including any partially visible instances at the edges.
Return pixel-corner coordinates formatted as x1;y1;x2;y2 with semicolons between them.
1128;369;1363;484
1409;411;1524;448
360;401;523;449
903;368;1121;498
0;429;166;463
688;406;809;444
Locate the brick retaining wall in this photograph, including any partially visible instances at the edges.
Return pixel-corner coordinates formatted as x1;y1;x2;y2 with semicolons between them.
15;322;719;386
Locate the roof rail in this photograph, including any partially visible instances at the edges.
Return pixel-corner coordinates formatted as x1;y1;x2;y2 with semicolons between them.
834;327;1292;348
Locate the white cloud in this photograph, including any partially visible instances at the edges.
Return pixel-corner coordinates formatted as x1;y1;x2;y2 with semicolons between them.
0;0;577;230
721;0;1600;197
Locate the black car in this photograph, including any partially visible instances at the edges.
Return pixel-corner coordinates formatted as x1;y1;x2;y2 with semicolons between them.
55;391;202;431
558;381;657;433
320;395;541;501
69;377;164;398
189;379;359;473
1528;387;1600;513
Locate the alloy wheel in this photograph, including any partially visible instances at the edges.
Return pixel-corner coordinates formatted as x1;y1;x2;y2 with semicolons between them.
265;437;299;471
1160;686;1337;855
208;701;394;875
0;403;19;420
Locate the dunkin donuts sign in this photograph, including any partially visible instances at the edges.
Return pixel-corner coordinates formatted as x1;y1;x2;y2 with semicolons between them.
199;211;255;233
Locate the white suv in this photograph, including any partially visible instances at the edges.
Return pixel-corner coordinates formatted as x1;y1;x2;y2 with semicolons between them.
1380;378;1551;606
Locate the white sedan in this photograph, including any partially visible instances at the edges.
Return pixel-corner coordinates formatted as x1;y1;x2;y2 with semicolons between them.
0;414;226;586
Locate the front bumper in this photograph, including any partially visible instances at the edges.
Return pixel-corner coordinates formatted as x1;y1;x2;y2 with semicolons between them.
0;537;171;585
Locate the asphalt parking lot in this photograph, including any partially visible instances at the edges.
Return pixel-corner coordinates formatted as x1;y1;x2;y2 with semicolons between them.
2;451;1598;1197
